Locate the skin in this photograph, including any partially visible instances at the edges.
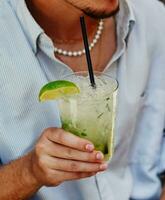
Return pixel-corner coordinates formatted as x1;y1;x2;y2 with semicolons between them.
0;0;120;199
2;0;164;199
64;0;119;18
161;189;165;200
0;128;107;199
26;0;118;72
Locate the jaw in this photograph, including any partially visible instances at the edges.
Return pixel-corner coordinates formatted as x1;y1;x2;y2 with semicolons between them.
65;0;119;19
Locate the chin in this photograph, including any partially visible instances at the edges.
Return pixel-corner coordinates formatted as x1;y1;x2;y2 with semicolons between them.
66;0;119;19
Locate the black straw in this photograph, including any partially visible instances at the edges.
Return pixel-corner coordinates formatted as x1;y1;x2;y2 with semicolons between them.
80;16;96;88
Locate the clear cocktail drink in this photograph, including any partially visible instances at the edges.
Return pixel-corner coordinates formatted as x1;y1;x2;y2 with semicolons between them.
58;72;118;161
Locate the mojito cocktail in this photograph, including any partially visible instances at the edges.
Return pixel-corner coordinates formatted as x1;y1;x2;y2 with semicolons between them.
58;72;118;161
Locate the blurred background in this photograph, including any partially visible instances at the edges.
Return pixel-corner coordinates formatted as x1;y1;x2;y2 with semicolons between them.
159;0;165;4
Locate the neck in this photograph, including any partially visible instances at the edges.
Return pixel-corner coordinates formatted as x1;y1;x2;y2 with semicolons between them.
26;0;98;42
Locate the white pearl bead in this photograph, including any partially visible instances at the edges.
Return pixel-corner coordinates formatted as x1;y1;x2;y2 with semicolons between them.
97;30;101;35
78;51;83;56
62;51;67;55
57;49;62;54
99;26;103;30
95;34;100;40
90;43;94;47
73;52;78;56
93;39;97;44
68;51;73;56
54;19;104;57
100;21;104;26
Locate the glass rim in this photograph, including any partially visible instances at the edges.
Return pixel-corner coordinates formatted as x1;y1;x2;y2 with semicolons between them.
61;71;119;93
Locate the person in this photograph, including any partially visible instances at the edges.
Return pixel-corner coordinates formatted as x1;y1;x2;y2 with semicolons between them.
0;0;165;199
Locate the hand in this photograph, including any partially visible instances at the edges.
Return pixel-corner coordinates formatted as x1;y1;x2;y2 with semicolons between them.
29;127;108;187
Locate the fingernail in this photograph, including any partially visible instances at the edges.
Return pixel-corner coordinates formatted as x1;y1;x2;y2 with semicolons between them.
86;144;94;151
100;163;108;170
96;152;104;160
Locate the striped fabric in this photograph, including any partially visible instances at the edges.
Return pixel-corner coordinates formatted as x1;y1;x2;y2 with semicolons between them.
0;0;165;200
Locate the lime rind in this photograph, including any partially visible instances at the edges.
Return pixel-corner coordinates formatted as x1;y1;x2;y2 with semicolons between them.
39;80;80;102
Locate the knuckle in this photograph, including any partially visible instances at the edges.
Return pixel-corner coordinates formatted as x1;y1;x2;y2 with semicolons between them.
96;164;101;171
70;161;78;171
43;127;66;144
42;128;49;136
35;143;45;156
77;139;85;148
76;152;94;162
75;140;85;151
44;127;55;136
54;129;65;143
66;148;73;157
44;127;62;139
86;163;99;172
86;153;95;162
37;156;46;168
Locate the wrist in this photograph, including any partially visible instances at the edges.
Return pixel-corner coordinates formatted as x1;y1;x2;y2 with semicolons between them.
21;152;42;190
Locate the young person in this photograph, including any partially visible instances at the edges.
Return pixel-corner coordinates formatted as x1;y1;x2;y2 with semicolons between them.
0;0;165;199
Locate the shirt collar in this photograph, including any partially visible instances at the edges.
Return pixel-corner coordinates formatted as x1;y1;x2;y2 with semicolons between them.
12;0;44;54
123;0;136;23
11;0;135;54
117;0;136;41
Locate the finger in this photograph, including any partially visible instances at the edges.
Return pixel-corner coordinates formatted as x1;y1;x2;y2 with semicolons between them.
62;171;97;181
45;127;94;152
45;156;108;172
45;141;104;163
51;169;97;182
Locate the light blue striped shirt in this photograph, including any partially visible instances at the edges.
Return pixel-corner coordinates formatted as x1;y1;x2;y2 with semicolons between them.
0;0;165;199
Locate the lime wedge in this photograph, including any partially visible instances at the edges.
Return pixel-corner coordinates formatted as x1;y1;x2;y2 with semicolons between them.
39;80;80;102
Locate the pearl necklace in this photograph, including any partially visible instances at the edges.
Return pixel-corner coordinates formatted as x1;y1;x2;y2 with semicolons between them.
54;19;104;57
